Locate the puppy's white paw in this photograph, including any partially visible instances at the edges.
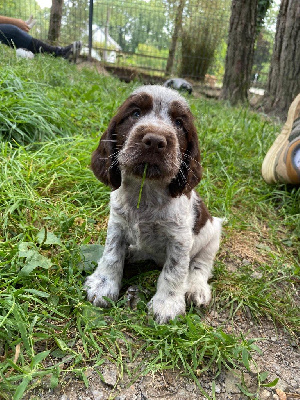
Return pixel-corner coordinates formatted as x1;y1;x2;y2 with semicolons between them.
147;293;186;324
185;281;211;307
84;273;120;307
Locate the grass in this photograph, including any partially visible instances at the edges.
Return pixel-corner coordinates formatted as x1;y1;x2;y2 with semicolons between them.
0;44;299;399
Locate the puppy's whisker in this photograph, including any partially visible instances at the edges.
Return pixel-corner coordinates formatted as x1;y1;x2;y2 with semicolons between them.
185;154;202;167
181;161;200;181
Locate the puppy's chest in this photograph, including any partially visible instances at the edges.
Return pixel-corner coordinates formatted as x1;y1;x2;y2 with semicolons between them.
111;189;193;256
113;203;181;257
126;218;166;251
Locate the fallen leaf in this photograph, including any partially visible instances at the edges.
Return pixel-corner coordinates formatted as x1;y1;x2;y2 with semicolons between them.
276;388;287;400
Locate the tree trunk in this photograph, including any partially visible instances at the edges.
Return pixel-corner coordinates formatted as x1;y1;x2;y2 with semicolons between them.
263;0;300;119
48;0;63;44
165;0;185;77
220;0;258;104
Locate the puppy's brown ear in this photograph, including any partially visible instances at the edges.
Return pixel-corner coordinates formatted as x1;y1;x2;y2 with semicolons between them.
91;118;121;189
169;124;202;197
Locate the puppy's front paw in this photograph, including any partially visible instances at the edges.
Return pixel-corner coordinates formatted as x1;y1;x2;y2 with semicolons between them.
84;273;120;307
185;281;211;307
147;293;186;324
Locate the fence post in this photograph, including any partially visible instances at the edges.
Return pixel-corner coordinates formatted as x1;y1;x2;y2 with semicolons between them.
88;0;93;59
103;7;111;62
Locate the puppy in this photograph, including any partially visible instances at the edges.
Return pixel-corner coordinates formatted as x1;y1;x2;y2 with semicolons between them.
85;85;222;324
164;78;193;94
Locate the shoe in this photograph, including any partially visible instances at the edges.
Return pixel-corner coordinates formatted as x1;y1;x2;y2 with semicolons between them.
69;41;82;62
60;44;72;58
61;41;82;62
262;93;300;185
25;15;37;29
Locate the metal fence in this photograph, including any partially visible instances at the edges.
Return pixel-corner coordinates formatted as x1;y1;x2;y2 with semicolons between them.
1;0;233;83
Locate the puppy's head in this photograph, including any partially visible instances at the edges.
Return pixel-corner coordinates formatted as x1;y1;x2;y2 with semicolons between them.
91;85;202;197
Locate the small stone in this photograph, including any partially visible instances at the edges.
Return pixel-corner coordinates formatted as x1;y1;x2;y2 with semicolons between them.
178;389;188;396
225;370;241;393
273;395;279;400
244;373;253;387
251;271;263;279
210;311;219;318
214;384;221;393
186;383;195;392
242;259;251;266
290;379;298;388
227;262;237;272
92;390;104;400
101;365;118;387
260;389;271;399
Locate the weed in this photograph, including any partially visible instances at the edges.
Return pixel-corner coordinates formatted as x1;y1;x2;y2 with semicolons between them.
137;163;148;209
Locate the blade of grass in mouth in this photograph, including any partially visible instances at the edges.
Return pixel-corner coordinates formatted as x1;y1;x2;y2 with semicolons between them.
137;163;148;209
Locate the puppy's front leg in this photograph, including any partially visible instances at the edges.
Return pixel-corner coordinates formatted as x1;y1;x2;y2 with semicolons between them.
85;218;126;307
148;239;191;324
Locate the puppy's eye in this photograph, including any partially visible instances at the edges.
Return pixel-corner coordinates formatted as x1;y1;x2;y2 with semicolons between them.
132;109;141;119
175;118;183;128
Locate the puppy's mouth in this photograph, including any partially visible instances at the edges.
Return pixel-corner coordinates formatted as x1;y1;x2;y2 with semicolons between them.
132;162;162;179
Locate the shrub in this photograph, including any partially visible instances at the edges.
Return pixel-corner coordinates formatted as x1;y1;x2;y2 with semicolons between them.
180;0;229;80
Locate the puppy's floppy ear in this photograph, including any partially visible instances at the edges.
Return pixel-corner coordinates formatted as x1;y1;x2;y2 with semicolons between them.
169;121;202;197
91;117;121;189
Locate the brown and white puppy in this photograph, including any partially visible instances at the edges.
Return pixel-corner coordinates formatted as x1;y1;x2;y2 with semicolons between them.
85;85;222;324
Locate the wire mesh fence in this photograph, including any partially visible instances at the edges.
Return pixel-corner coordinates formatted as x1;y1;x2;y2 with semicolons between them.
1;0;232;83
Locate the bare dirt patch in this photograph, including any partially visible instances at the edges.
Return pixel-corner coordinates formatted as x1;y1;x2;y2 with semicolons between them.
24;309;299;400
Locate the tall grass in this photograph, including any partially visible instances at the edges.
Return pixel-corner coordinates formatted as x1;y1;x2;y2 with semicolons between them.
0;69;71;144
0;45;299;399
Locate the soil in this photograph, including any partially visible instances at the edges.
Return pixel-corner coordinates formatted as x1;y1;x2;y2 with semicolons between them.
23;309;300;400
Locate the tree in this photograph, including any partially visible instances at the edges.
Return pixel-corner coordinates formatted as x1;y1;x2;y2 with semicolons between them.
220;0;258;104
165;0;185;76
263;0;300;118
252;1;280;80
48;0;63;43
221;0;274;104
180;0;230;81
253;32;272;76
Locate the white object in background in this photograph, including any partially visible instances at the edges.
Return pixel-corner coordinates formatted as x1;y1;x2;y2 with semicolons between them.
16;48;35;59
25;15;37;29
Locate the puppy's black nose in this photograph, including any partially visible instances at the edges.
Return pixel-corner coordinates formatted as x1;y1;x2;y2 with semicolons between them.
142;133;167;151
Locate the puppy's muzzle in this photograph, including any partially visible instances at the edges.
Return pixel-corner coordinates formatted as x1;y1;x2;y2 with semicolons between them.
142;133;167;153
118;123;179;180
